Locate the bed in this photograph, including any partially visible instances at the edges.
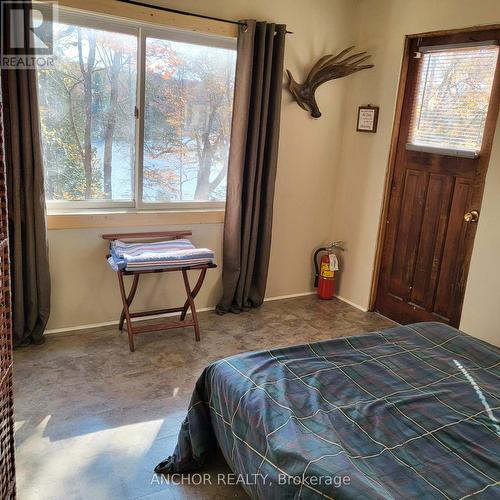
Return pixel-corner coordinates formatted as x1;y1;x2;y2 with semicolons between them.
155;322;500;499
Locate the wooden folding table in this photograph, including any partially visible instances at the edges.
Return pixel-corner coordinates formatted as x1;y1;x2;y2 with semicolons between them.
103;231;216;352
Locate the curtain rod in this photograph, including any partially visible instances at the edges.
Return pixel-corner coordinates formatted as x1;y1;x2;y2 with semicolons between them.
116;0;293;34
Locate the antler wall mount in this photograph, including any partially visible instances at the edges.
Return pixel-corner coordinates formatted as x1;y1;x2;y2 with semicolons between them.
286;46;374;118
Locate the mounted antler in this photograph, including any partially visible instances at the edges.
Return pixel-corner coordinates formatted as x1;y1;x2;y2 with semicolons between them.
286;47;374;118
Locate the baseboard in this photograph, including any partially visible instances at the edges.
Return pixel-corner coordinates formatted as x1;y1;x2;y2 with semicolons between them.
335;295;368;312
45;292;317;335
45;290;351;336
263;291;316;302
45;306;215;335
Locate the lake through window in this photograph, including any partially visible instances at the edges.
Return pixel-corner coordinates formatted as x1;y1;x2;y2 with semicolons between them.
37;10;237;209
408;44;499;155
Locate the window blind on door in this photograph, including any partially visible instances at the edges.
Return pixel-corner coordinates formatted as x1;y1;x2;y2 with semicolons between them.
408;44;499;156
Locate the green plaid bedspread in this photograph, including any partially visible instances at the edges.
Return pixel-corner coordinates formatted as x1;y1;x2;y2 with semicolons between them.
155;322;500;499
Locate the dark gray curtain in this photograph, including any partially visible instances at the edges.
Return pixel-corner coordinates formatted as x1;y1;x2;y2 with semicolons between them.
1;2;51;346
217;20;286;314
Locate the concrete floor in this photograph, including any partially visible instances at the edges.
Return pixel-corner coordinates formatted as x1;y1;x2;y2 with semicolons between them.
13;295;395;500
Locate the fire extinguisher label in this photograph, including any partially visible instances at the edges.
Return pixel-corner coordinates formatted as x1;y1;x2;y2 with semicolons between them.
329;253;339;271
320;262;334;278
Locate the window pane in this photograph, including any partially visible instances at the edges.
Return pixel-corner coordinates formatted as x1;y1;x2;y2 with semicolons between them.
143;37;236;203
409;45;499;153
38;22;137;201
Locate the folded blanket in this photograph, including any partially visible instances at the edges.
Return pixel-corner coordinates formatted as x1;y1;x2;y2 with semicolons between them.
107;239;215;271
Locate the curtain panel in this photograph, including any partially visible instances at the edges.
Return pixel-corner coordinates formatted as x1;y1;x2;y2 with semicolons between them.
1;2;51;345
217;20;286;314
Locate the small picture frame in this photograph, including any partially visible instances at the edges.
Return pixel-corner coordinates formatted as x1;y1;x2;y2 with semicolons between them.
356;105;379;133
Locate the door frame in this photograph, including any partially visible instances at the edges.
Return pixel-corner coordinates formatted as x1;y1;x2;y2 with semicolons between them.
369;23;500;313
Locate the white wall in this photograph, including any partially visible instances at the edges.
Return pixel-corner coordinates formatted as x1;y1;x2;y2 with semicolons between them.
461;118;500;346
332;0;500;345
46;0;361;330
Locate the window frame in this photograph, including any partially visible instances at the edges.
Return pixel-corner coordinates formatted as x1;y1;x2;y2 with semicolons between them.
405;40;499;159
43;7;236;213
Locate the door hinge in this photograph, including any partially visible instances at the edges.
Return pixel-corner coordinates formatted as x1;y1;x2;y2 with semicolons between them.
134;106;139;119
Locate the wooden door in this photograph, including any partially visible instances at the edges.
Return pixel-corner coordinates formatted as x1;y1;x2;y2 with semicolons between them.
0;80;15;498
375;28;500;327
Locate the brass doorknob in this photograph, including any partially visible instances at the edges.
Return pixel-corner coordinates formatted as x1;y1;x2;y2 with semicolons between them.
464;210;479;223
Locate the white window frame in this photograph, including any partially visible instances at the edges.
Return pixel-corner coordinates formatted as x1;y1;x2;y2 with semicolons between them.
405;40;499;159
43;7;236;213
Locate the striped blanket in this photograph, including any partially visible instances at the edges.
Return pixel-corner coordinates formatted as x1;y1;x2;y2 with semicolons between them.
107;239;215;271
156;322;500;499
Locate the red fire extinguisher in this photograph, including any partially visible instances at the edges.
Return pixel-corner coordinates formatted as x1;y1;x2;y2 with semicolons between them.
314;242;345;300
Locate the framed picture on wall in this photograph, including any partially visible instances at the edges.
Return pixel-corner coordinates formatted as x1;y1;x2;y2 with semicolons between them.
357;105;379;133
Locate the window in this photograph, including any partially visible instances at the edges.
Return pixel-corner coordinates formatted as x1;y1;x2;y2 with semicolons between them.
408;43;499;157
37;10;237;210
38;18;137;205
142;35;235;203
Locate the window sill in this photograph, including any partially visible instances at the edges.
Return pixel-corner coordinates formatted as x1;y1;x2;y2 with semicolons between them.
47;209;225;230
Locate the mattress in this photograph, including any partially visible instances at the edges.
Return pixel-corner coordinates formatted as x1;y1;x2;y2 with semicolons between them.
156;322;500;499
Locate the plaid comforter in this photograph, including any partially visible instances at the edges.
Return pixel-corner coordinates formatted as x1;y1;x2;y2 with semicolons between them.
155;322;500;499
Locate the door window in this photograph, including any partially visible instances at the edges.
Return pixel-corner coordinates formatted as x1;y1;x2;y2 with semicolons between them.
408;43;499;156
